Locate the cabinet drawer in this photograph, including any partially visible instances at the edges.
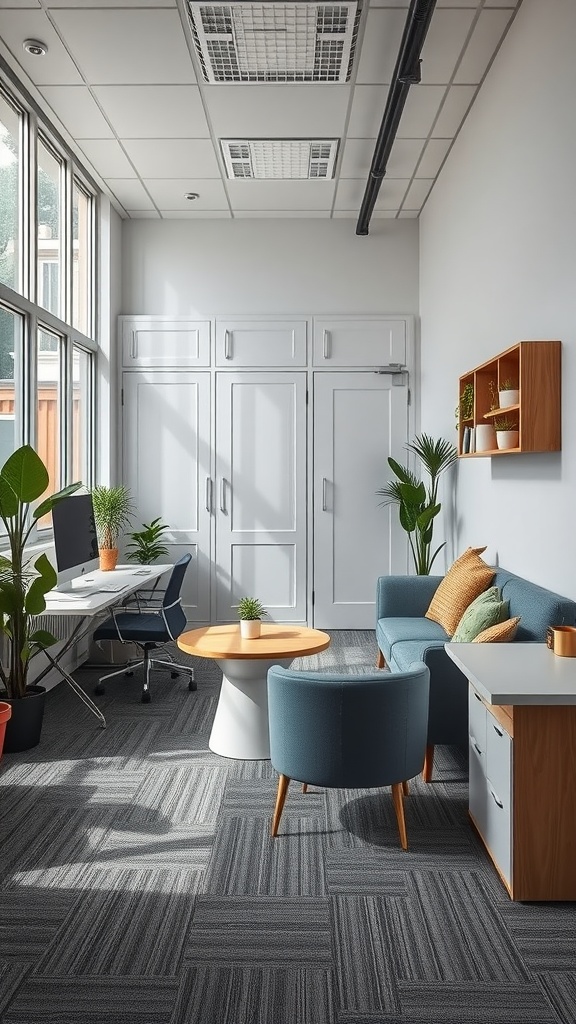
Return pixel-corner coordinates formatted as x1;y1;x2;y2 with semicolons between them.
485;778;512;887
469;738;488;838
121;318;211;367
469;686;487;756
486;712;512;799
313;318;406;366
215;320;307;366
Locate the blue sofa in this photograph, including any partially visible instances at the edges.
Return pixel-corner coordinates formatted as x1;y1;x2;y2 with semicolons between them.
376;567;576;780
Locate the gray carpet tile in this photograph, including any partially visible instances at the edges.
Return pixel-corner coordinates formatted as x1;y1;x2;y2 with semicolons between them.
172;965;335;1024
2;630;576;1022
183;896;332;965
3;976;179;1023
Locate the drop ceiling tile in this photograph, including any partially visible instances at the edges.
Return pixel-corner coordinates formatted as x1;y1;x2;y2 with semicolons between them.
46;0;175;6
39;86;114;139
126;211;162;219
122;139;220;179
419;9;475;84
0;11;83;84
387;138;426;177
106;179;156;211
398;210;419;218
340;137;424;178
0;1;40;6
455;9;514;84
432;84;476;136
415;137;451;177
483;0;518;6
161;210;231;218
93;86;209;139
77;140;136;178
50;9;195;84
333;210;397;219
144;178;229;211
335;177;409;211
226;180;335;211
396;86;446;137
402;178;434;207
368;0;408;6
347;85;390;138
355;9;407;85
234;210;331;218
205;85;350;138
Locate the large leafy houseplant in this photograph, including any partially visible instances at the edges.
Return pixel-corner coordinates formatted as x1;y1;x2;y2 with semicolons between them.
0;445;80;699
126;517;170;564
377;434;458;575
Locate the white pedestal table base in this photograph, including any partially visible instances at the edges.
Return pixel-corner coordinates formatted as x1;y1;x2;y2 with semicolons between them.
209;657;292;759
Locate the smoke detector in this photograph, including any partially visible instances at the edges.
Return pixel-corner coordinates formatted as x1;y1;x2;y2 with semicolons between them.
221;139;339;179
23;39;48;56
187;2;360;83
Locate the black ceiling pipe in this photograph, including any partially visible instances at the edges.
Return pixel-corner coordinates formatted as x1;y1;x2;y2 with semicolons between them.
356;0;437;236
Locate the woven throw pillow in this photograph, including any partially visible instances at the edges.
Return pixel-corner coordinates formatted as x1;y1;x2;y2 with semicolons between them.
473;617;521;643
451;588;508;642
425;546;495;636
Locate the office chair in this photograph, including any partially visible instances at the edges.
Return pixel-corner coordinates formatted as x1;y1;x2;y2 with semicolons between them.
267;662;429;849
93;553;196;703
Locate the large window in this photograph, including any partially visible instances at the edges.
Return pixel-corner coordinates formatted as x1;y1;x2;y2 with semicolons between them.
0;73;97;521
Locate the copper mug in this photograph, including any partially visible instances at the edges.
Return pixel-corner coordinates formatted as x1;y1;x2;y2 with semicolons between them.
547;626;576;657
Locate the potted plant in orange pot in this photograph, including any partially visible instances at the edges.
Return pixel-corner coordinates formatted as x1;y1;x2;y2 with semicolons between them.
91;485;134;571
0;445;81;751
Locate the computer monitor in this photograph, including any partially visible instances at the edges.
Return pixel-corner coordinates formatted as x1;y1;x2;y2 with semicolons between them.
52;492;99;588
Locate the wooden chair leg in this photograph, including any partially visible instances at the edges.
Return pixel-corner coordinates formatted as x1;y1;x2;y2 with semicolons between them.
422;744;434;783
391;782;408;851
271;774;291;837
302;783;308;794
376;648;386;669
402;780;409;797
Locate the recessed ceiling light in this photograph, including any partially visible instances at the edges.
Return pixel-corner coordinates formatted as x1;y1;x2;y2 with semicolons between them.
23;39;48;56
184;192;200;200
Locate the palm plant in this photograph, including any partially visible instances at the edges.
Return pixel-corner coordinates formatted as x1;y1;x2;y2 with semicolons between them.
377;434;458;575
126;517;170;564
0;445;81;698
91;485;134;550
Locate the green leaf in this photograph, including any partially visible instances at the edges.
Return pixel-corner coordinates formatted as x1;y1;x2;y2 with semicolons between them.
387;458;419;487
28;628;57;649
0;445;49;504
399;502;417;533
33;481;82;521
415;503;441;532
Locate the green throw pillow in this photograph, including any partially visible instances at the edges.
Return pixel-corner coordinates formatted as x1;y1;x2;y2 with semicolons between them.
452;587;509;642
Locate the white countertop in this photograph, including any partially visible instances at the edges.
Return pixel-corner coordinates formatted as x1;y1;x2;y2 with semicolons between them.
44;563;171;616
445;642;576;705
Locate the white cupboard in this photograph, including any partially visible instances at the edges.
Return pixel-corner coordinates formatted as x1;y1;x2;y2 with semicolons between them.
120;314;413;627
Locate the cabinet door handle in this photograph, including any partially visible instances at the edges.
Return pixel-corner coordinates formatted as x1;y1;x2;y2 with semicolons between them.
205;476;213;514
131;331;137;360
323;329;331;360
220;478;227;513
492;723;504;737
224;330;231;360
322;477;328;511
472;740;482;756
490;788;504;809
474;691;482;702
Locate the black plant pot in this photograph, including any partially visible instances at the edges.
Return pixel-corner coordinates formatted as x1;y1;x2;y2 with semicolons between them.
1;686;47;753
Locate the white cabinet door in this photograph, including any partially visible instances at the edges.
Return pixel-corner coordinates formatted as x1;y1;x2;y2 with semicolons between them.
215;320;307;366
122;371;212;622
215;372;307;622
121;317;211;367
313;372;408;628
313;318;406;367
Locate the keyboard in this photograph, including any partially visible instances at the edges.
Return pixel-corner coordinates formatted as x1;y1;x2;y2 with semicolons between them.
98;583;128;593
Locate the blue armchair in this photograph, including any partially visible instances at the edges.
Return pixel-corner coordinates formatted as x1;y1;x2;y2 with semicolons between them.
267;663;429;849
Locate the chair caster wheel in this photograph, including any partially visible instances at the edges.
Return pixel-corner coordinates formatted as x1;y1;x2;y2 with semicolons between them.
95;685;105;696
141;691;151;704
171;671;179;679
188;680;197;692
125;670;134;677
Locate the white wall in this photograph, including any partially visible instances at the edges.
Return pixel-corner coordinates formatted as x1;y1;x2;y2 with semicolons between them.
419;0;576;598
121;218;418;315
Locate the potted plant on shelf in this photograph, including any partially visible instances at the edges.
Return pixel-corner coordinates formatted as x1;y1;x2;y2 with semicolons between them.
238;596;267;639
456;382;474;425
499;378;519;408
377;434;458;575
126;517;170;564
0;445;81;751
91;485;134;571
493;417;519;450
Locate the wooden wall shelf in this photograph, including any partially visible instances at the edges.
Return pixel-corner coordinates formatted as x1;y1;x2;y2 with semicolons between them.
458;340;561;457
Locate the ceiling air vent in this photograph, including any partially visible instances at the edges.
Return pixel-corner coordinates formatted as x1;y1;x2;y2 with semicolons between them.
221;139;339;179
187;2;360;83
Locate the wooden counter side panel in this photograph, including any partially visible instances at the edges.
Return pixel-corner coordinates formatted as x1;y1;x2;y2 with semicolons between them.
513;705;576;901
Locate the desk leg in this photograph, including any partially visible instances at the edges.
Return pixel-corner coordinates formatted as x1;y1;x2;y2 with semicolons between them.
209;658;291;760
41;648;107;729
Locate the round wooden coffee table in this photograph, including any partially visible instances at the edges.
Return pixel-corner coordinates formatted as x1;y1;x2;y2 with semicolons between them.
177;623;331;759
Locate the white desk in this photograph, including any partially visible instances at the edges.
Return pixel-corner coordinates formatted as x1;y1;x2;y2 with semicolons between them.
36;563;172;728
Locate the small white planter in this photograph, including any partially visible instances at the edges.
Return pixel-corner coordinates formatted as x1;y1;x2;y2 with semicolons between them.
240;619;261;639
499;389;519;408
496;430;519;450
475;424;497;452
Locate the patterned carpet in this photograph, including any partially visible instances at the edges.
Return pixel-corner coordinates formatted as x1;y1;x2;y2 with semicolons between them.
0;630;575;1023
